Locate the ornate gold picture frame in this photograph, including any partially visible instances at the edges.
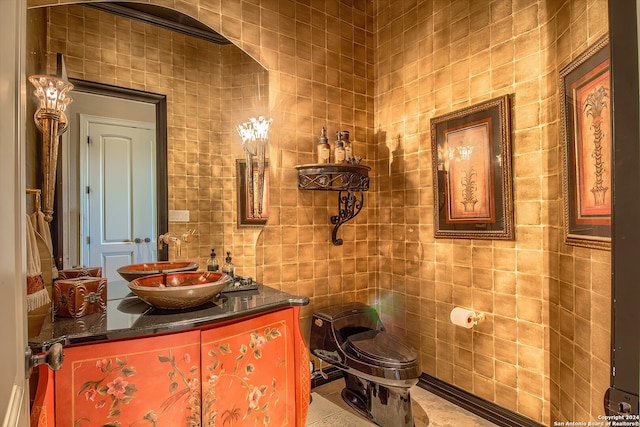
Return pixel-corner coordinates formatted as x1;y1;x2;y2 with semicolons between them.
559;36;611;250
431;95;514;240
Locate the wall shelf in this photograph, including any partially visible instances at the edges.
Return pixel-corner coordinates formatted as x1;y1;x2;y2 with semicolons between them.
295;163;370;245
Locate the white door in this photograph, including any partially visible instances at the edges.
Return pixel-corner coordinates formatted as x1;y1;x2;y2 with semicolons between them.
0;0;30;425
81;116;157;282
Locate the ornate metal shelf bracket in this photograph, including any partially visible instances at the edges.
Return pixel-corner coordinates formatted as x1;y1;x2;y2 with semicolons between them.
295;163;370;245
330;190;364;245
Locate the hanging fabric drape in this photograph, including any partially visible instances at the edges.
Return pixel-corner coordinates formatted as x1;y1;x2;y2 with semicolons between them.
27;187;58;281
30;201;58;280
26;213;50;312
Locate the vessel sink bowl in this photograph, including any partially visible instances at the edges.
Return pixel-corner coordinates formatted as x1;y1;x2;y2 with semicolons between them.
128;271;231;309
117;261;199;282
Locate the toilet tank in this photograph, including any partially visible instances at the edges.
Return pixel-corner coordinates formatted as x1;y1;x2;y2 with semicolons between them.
311;303;383;348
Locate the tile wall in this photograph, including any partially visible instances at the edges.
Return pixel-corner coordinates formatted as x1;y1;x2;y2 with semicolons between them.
29;0;612;424
374;0;610;424
26;7;47;214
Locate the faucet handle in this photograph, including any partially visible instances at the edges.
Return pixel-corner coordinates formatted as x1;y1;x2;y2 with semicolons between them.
181;229;198;243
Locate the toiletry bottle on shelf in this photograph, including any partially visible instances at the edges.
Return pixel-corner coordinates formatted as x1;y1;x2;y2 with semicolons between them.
334;131;346;163
222;251;235;277
206;248;219;272
341;130;353;162
317;126;331;164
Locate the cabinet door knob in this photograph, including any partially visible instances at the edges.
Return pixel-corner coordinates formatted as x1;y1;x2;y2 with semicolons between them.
134;238;142;243
26;342;64;377
144;237;151;243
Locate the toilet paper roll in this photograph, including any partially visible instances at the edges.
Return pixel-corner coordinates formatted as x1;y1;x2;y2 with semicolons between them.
450;307;476;329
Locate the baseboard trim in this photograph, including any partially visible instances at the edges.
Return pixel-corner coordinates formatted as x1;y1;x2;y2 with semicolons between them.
310;366;343;389
311;369;544;427
418;373;545;427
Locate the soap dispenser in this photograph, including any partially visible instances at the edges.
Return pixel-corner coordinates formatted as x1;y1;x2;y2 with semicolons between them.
317;126;331;164
341;130;353;162
206;248;219;272
334;131;346;163
222;251;235;278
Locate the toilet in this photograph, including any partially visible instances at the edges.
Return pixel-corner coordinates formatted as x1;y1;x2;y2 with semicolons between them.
309;303;421;427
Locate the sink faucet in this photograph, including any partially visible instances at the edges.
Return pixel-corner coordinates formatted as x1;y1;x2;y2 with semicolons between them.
158;232;181;257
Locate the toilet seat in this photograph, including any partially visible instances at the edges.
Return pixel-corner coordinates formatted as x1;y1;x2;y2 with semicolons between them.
346;329;417;368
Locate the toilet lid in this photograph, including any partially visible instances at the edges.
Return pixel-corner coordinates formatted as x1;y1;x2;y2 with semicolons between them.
346;330;417;367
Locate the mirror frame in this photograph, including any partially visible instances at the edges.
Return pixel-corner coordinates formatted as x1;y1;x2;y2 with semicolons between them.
58;78;169;261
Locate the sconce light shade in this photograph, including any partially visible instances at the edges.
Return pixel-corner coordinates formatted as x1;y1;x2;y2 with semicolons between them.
249;116;272;140
236;116;272;144
237;122;255;144
29;75;74;133
29;75;74;222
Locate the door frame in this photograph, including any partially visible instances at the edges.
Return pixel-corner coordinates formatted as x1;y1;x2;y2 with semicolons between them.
0;0;29;425
80;114;157;270
606;0;640;414
59;79;169;262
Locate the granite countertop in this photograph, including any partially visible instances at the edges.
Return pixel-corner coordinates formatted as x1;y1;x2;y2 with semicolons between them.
29;280;309;353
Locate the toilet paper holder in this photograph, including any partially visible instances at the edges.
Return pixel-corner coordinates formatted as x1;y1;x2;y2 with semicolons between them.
450;307;486;328
470;311;485;325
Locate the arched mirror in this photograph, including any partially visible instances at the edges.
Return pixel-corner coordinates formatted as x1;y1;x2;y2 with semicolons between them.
27;2;269;281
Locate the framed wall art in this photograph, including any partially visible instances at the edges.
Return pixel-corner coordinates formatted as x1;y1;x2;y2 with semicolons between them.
431;95;514;240
236;159;269;227
559;36;611;250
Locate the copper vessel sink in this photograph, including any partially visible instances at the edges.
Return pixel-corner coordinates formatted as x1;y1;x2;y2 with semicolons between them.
117;261;198;282
128;271;231;309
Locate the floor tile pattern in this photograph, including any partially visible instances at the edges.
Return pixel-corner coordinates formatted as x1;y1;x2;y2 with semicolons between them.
307;380;500;426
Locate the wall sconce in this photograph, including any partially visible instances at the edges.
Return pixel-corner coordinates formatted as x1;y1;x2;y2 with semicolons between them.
237;116;272;218
28;75;74;223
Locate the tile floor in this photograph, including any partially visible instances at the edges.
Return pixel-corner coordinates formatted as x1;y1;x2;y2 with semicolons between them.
307;380;500;427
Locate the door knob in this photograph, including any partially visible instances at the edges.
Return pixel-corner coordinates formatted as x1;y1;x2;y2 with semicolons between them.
144;237;151;243
25;342;64;378
134;238;142;243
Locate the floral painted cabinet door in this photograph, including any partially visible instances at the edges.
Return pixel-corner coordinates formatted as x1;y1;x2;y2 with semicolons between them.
55;330;202;426
201;310;296;426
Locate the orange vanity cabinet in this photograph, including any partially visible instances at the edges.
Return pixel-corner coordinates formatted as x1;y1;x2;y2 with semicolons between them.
31;286;310;427
55;330;202;426
200;308;310;426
